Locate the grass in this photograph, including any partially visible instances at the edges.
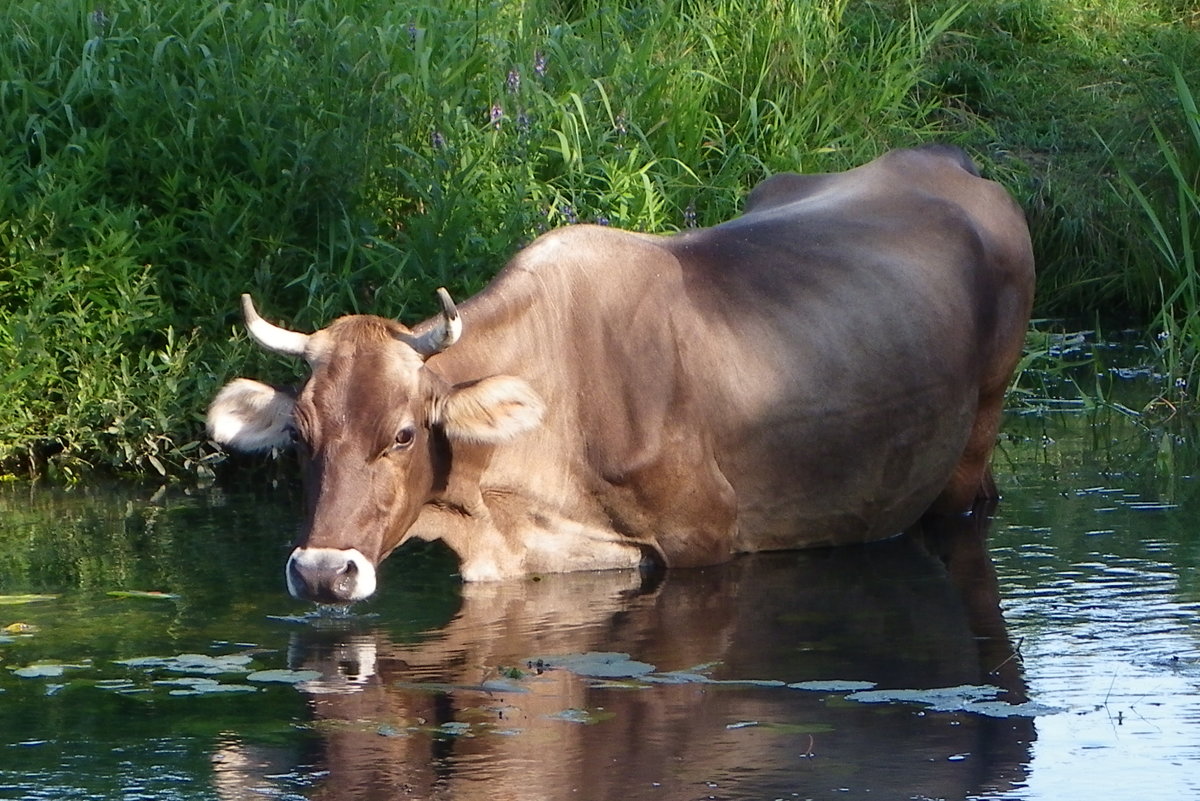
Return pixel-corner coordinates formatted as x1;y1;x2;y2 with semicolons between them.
0;0;964;476
899;0;1199;318
0;0;1199;477
1110;70;1200;401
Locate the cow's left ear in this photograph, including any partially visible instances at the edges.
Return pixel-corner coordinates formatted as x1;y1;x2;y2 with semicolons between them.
207;378;297;453
436;376;545;444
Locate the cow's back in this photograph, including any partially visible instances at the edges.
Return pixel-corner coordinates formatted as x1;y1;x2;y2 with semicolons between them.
437;146;1032;567
649;146;1032;551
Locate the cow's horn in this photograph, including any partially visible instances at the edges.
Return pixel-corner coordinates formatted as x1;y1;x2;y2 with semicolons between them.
241;294;310;358
411;287;462;358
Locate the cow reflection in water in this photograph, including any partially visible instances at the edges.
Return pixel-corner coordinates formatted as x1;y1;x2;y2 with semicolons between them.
214;508;1031;801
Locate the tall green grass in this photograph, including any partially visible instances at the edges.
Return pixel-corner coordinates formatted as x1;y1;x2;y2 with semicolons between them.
906;0;1199;319
0;0;966;477
1;0;393;476
1112;68;1200;404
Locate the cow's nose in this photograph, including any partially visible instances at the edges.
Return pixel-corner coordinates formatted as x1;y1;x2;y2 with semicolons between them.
286;547;378;603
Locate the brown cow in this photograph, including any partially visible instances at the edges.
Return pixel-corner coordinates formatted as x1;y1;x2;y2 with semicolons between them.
207;145;1034;602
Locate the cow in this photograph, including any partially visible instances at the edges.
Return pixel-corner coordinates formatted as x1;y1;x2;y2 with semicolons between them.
207;145;1035;603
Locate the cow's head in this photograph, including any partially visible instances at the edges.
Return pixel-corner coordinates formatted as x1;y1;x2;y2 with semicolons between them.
206;291;544;603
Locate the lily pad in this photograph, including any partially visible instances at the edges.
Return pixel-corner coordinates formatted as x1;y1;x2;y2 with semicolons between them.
154;677;219;687
116;652;256;675
586;680;652;690
547;707;616;725
154;677;259;696
246;669;323;684
535;652;656;679
847;684;1001;710
962;700;1066;718
13;665;64;679
641;671;713;685
479;677;529;693
169;683;259;697
845;684;1060;717
11;663;88;679
788;680;878;692
708;678;788;688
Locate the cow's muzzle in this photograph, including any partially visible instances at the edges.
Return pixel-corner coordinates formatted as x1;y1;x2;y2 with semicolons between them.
286;547;377;603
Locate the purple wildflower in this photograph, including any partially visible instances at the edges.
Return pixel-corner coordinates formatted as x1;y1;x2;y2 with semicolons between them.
430;130;446;150
560;204;578;225
534;51;547;78
507;69;521;94
684;202;697;228
489;104;504;129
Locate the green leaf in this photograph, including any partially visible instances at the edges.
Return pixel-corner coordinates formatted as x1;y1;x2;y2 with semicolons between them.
0;594;58;606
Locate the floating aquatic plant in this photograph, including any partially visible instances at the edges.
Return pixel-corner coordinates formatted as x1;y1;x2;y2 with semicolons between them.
153;677;259;697
547;707;615;725
10;663;89;679
846;684;1064;718
788;680;878;692
246;669;323;684
531;652;656;679
115;652;256;675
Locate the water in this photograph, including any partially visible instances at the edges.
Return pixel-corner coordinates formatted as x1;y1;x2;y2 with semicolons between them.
0;407;1197;801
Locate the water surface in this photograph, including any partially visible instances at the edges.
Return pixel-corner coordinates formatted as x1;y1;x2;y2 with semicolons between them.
0;406;1197;800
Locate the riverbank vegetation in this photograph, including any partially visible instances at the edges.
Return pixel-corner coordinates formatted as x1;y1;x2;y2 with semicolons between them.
1;0;1198;477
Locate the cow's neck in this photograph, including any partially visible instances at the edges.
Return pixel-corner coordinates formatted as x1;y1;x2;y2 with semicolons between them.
423;270;550;385
411;269;646;578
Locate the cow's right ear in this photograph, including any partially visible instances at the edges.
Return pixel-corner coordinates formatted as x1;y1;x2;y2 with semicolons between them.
207;378;296;453
436;375;545;444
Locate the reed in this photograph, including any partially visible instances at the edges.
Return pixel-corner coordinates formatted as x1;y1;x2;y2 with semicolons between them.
0;0;966;476
1111;69;1200;404
3;0;1197;476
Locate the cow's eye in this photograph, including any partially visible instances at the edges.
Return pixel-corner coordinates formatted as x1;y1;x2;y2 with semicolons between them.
284;424;302;445
393;426;416;451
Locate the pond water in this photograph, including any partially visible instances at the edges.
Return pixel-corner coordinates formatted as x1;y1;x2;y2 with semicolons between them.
1;406;1198;800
